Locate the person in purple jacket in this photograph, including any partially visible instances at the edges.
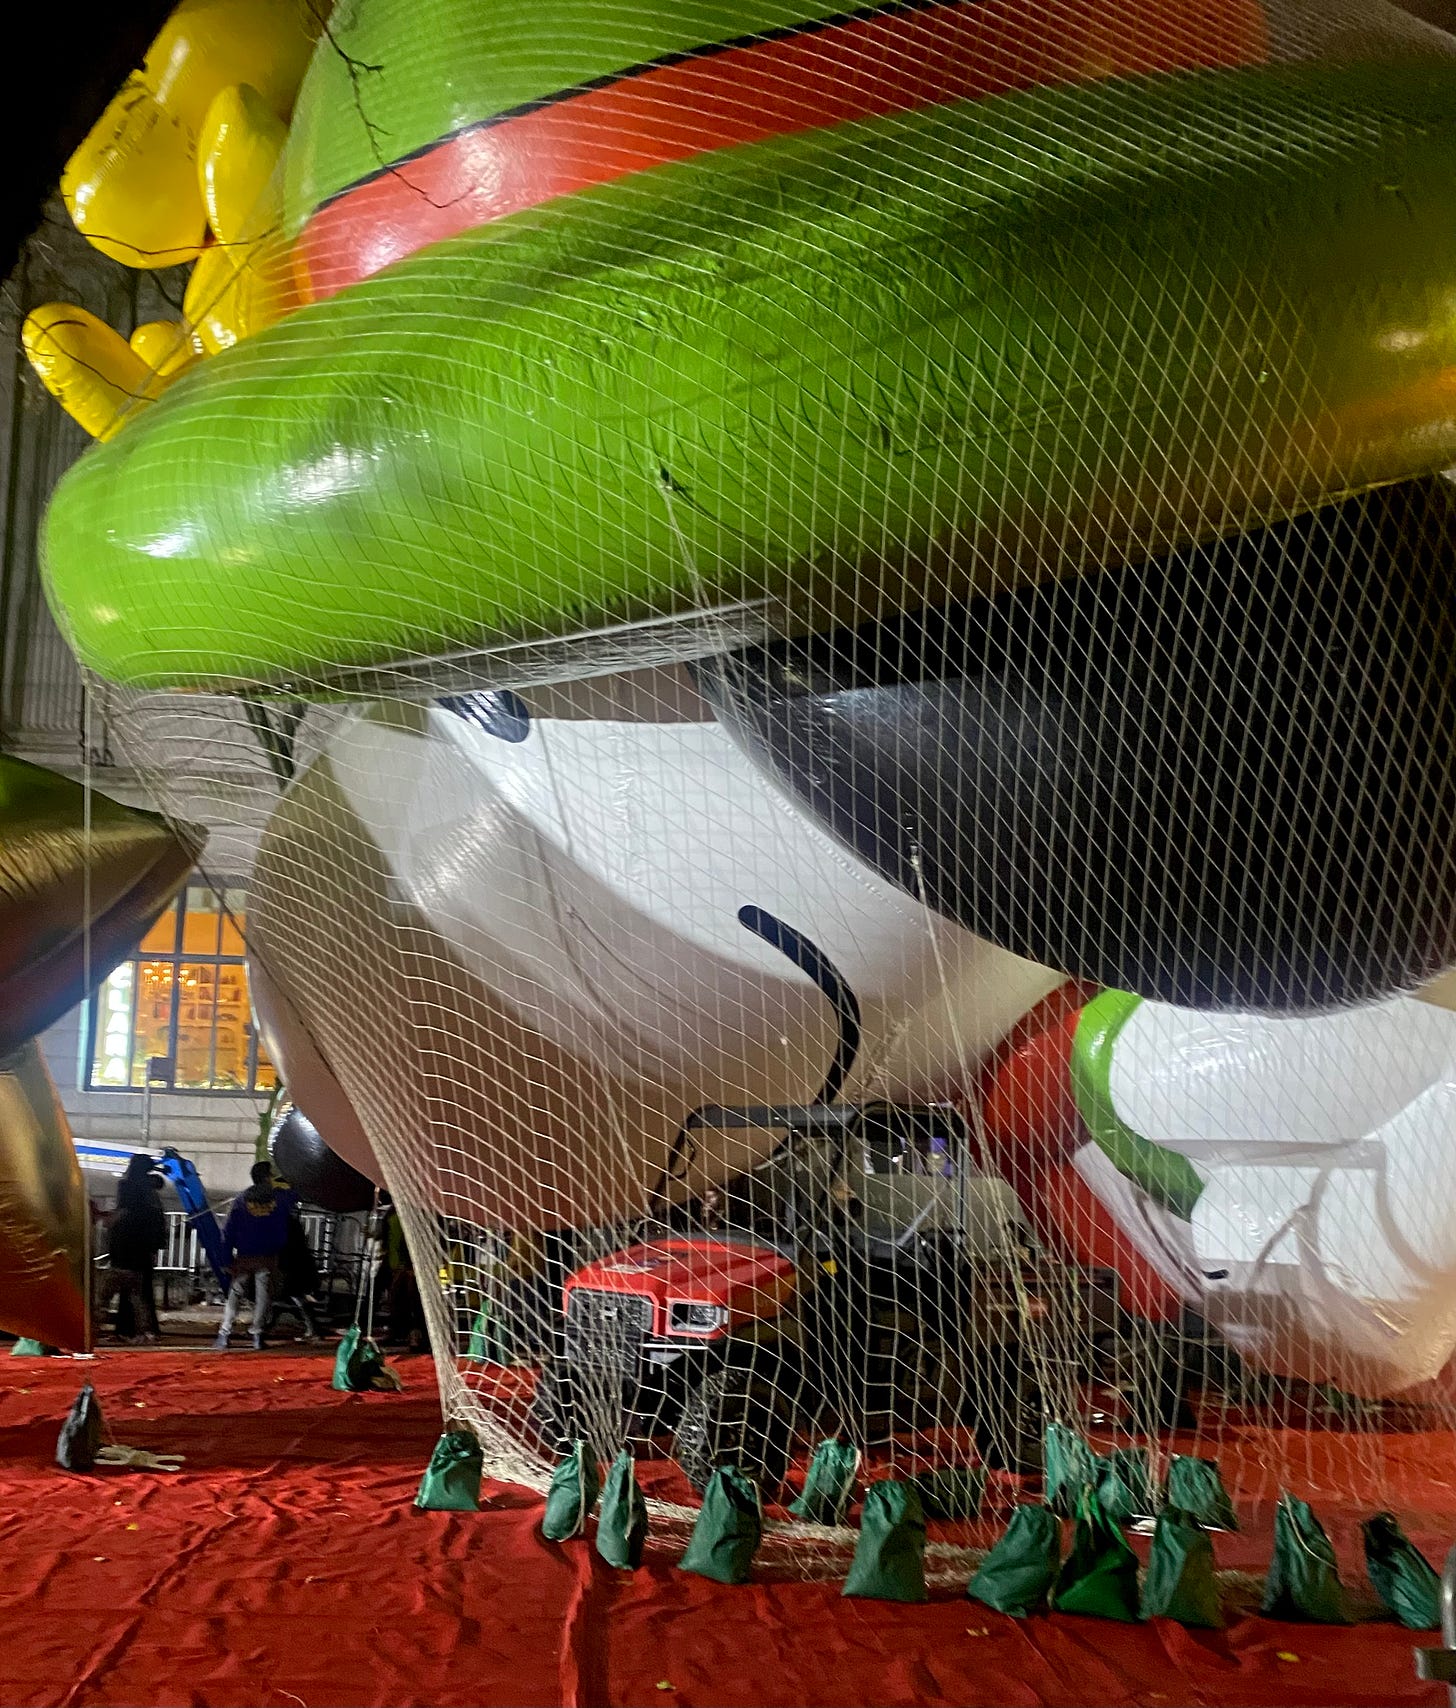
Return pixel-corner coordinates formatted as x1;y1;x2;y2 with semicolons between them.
213;1161;297;1351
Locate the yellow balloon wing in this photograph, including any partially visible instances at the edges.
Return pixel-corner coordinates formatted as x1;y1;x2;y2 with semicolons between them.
129;319;204;380
146;0;322;134
183;234;296;354
198;81;289;246
61;79;207;269
22;304;170;440
62;0;322;270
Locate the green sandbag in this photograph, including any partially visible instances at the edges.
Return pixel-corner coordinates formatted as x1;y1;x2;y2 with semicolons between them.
11;1339;51;1357
1261;1494;1351;1624
1165;1454;1239;1532
1140;1508;1224;1628
788;1438;860;1525
1362;1511;1440;1631
1053;1486;1141;1621
333;1324;363;1390
916;1464;986;1522
1045;1422;1101;1518
843;1480;927;1603
542;1440;601;1542
1097;1447;1155;1527
596;1450;648;1570
967;1504;1061;1617
678;1466;762;1585
414;1427;483;1512
332;1324;398;1392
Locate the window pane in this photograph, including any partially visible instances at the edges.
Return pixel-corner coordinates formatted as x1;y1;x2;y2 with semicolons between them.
219;888;247;958
136;904;179;956
215;963;252;1088
90;964;136;1087
174;963;216;1088
173;961;255;1089
130;962;175;1087
181;883;223;955
87;879;275;1092
253;1029;277;1092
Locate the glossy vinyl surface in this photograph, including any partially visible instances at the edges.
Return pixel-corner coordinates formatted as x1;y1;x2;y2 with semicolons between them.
246;700;1057;1229
973;985;1184;1323
289;0;1265;297
0;756;197;1058
0;1041;89;1350
270;1105;377;1213
701;478;1456;1011
1068;993;1456;1395
42;59;1456;691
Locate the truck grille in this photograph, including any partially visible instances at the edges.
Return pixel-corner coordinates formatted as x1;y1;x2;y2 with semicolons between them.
565;1289;653;1377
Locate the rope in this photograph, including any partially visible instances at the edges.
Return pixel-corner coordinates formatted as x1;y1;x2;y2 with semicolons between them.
354;1186;380;1337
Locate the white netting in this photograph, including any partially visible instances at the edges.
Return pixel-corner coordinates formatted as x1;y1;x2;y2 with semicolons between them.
27;0;1456;1567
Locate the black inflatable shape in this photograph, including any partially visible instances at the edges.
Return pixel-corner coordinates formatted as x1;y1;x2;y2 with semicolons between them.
271;1107;376;1213
438;689;531;742
699;478;1456;1011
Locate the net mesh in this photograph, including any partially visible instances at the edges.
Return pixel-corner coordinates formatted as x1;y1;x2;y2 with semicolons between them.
28;0;1456;1565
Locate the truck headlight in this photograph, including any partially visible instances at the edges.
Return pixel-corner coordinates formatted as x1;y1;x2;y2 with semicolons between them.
668;1301;729;1334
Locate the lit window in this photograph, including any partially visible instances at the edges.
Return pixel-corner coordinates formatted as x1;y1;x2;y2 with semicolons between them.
87;880;277;1093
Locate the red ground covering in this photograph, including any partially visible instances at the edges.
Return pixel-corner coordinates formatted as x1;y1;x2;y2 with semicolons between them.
0;1350;1449;1708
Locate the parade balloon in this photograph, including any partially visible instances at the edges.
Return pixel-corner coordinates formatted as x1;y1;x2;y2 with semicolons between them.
0;756;197;1058
61;0;319;269
0;1041;90;1351
270;1106;376;1214
40;4;1456;692
1066;991;1456;1396
976;983;1456;1393
246;698;1060;1231
975;987;1185;1324
247;958;384;1190
702;478;1456;1011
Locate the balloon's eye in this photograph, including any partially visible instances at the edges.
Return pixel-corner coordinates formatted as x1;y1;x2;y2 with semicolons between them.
439;691;531;743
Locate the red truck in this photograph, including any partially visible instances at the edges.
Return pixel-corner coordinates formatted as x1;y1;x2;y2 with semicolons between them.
529;909;1057;1492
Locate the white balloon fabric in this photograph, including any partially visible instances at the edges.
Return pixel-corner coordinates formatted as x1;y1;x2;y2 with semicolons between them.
1080;994;1456;1394
247;686;1456;1399
247;692;1061;1231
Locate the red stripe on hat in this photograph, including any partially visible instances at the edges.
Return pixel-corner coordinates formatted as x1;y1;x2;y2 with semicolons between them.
296;0;1267;301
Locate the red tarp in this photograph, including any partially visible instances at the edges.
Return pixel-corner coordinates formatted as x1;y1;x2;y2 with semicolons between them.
0;1350;1447;1708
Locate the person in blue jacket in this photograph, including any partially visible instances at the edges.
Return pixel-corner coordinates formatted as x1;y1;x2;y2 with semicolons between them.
214;1161;296;1351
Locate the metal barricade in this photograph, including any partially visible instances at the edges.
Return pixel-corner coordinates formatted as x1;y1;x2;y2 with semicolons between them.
155;1210;204;1307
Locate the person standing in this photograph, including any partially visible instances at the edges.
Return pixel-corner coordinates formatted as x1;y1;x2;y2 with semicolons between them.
214;1161;295;1350
100;1155;166;1342
271;1208;321;1342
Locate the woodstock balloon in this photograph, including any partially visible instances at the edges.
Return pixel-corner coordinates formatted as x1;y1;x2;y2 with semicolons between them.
245;689;1060;1230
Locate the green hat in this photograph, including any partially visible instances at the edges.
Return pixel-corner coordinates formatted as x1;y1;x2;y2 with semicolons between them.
40;2;1456;692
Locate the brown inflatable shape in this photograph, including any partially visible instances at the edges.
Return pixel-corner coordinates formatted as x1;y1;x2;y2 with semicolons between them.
0;1040;89;1349
0;754;198;1058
